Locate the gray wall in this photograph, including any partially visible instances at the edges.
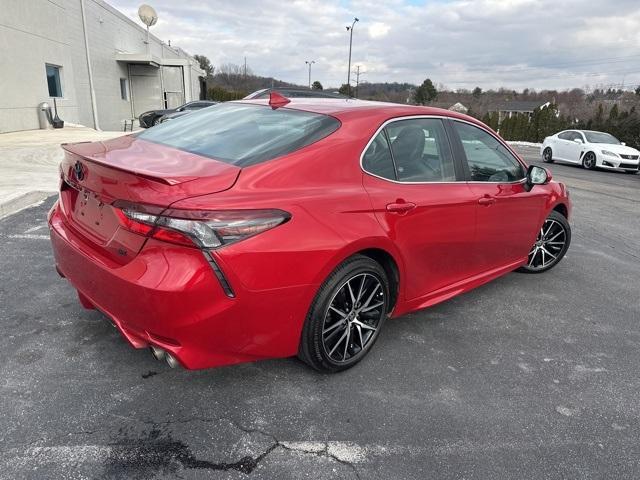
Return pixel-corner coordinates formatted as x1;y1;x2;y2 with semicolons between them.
0;0;83;131
0;0;203;133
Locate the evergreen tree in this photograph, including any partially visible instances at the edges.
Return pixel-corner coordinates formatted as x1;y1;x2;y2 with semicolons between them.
194;55;214;77
413;78;438;105
484;111;499;131
593;104;605;129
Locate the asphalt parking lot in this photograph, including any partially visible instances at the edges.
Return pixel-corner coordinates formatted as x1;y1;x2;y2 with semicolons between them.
1;145;639;479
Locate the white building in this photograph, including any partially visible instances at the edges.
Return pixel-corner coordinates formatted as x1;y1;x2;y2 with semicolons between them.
496;101;552;123
0;0;204;133
448;102;469;114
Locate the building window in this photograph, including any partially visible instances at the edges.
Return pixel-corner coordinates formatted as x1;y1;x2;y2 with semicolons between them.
120;78;129;100
46;64;62;98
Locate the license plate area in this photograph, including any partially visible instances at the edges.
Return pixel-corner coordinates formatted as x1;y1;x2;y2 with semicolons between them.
69;186;120;245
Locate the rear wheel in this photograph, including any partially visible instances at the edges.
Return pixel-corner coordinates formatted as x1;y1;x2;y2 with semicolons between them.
542;147;553;163
582;151;597;170
299;255;389;372
517;210;571;273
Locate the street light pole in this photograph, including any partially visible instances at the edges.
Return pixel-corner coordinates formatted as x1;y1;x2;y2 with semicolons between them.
346;17;359;97
305;60;315;89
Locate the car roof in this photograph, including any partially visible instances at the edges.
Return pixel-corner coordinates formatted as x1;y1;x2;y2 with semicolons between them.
232;97;480;124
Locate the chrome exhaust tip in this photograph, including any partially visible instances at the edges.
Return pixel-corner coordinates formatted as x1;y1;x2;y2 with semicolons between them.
150;345;166;361
165;353;179;369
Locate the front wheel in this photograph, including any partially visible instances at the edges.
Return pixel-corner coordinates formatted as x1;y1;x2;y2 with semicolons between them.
298;255;389;372
517;210;571;273
542;147;554;163
582;152;597;170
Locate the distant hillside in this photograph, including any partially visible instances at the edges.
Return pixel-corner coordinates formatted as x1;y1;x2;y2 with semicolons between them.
205;65;305;98
339;82;416;104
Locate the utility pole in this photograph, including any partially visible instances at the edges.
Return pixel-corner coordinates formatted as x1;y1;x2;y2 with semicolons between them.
243;56;247;93
346;17;359;97
305;60;315;89
353;65;363;98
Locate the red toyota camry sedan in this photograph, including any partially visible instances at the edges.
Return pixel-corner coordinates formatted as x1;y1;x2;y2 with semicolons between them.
48;94;571;372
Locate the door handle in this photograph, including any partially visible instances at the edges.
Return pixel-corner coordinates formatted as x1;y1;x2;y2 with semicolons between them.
386;202;416;214
477;196;496;206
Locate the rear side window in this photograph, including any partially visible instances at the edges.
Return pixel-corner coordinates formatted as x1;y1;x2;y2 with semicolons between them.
558;131;573;140
137;103;340;167
362;118;457;182
386;118;456;182
453;121;525;182
362;131;396;180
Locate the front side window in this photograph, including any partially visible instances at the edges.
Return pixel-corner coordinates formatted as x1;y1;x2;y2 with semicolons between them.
453;121;525;182
137;103;340;166
46;64;62;98
385;118;456;182
570;131;584;142
566;131;581;142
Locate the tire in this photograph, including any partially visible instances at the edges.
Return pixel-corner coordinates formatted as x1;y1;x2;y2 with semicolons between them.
298;255;390;372
582;151;597;170
623;170;638;174
517;210;571;274
542;147;554;163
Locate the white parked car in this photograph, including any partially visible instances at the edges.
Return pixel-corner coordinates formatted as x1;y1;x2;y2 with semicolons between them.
541;130;639;173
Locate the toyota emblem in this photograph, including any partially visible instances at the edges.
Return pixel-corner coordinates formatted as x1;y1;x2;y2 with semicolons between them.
74;161;85;181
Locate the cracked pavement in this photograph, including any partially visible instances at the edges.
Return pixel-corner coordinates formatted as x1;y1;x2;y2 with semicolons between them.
1;146;640;479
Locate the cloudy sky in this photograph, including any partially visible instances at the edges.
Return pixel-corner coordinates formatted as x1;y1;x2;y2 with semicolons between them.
110;0;640;91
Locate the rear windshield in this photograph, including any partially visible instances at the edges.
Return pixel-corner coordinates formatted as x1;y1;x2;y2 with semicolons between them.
137;103;340;167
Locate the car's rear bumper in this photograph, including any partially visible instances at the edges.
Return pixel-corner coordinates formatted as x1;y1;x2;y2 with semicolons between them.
48;203;311;369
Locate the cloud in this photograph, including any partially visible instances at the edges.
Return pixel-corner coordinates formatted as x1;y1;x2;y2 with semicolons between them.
368;22;390;39
109;0;640;91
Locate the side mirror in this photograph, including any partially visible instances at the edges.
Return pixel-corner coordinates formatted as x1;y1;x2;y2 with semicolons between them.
573;138;582;144
524;165;551;191
621;142;626;146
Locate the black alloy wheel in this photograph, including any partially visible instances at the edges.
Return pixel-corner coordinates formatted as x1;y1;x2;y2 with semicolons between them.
518;210;571;273
299;255;389;372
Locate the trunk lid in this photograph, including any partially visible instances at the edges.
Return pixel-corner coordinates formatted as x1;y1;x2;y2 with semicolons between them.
58;135;240;263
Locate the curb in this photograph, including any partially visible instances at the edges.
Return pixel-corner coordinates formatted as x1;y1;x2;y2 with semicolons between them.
0;191;56;220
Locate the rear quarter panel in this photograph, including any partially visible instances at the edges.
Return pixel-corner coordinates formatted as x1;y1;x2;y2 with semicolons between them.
170;113;401;292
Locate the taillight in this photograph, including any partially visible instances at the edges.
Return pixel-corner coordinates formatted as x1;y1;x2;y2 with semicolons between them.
114;205;290;249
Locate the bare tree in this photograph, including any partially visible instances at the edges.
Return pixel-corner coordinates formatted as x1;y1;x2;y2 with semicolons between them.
216;63;255;91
